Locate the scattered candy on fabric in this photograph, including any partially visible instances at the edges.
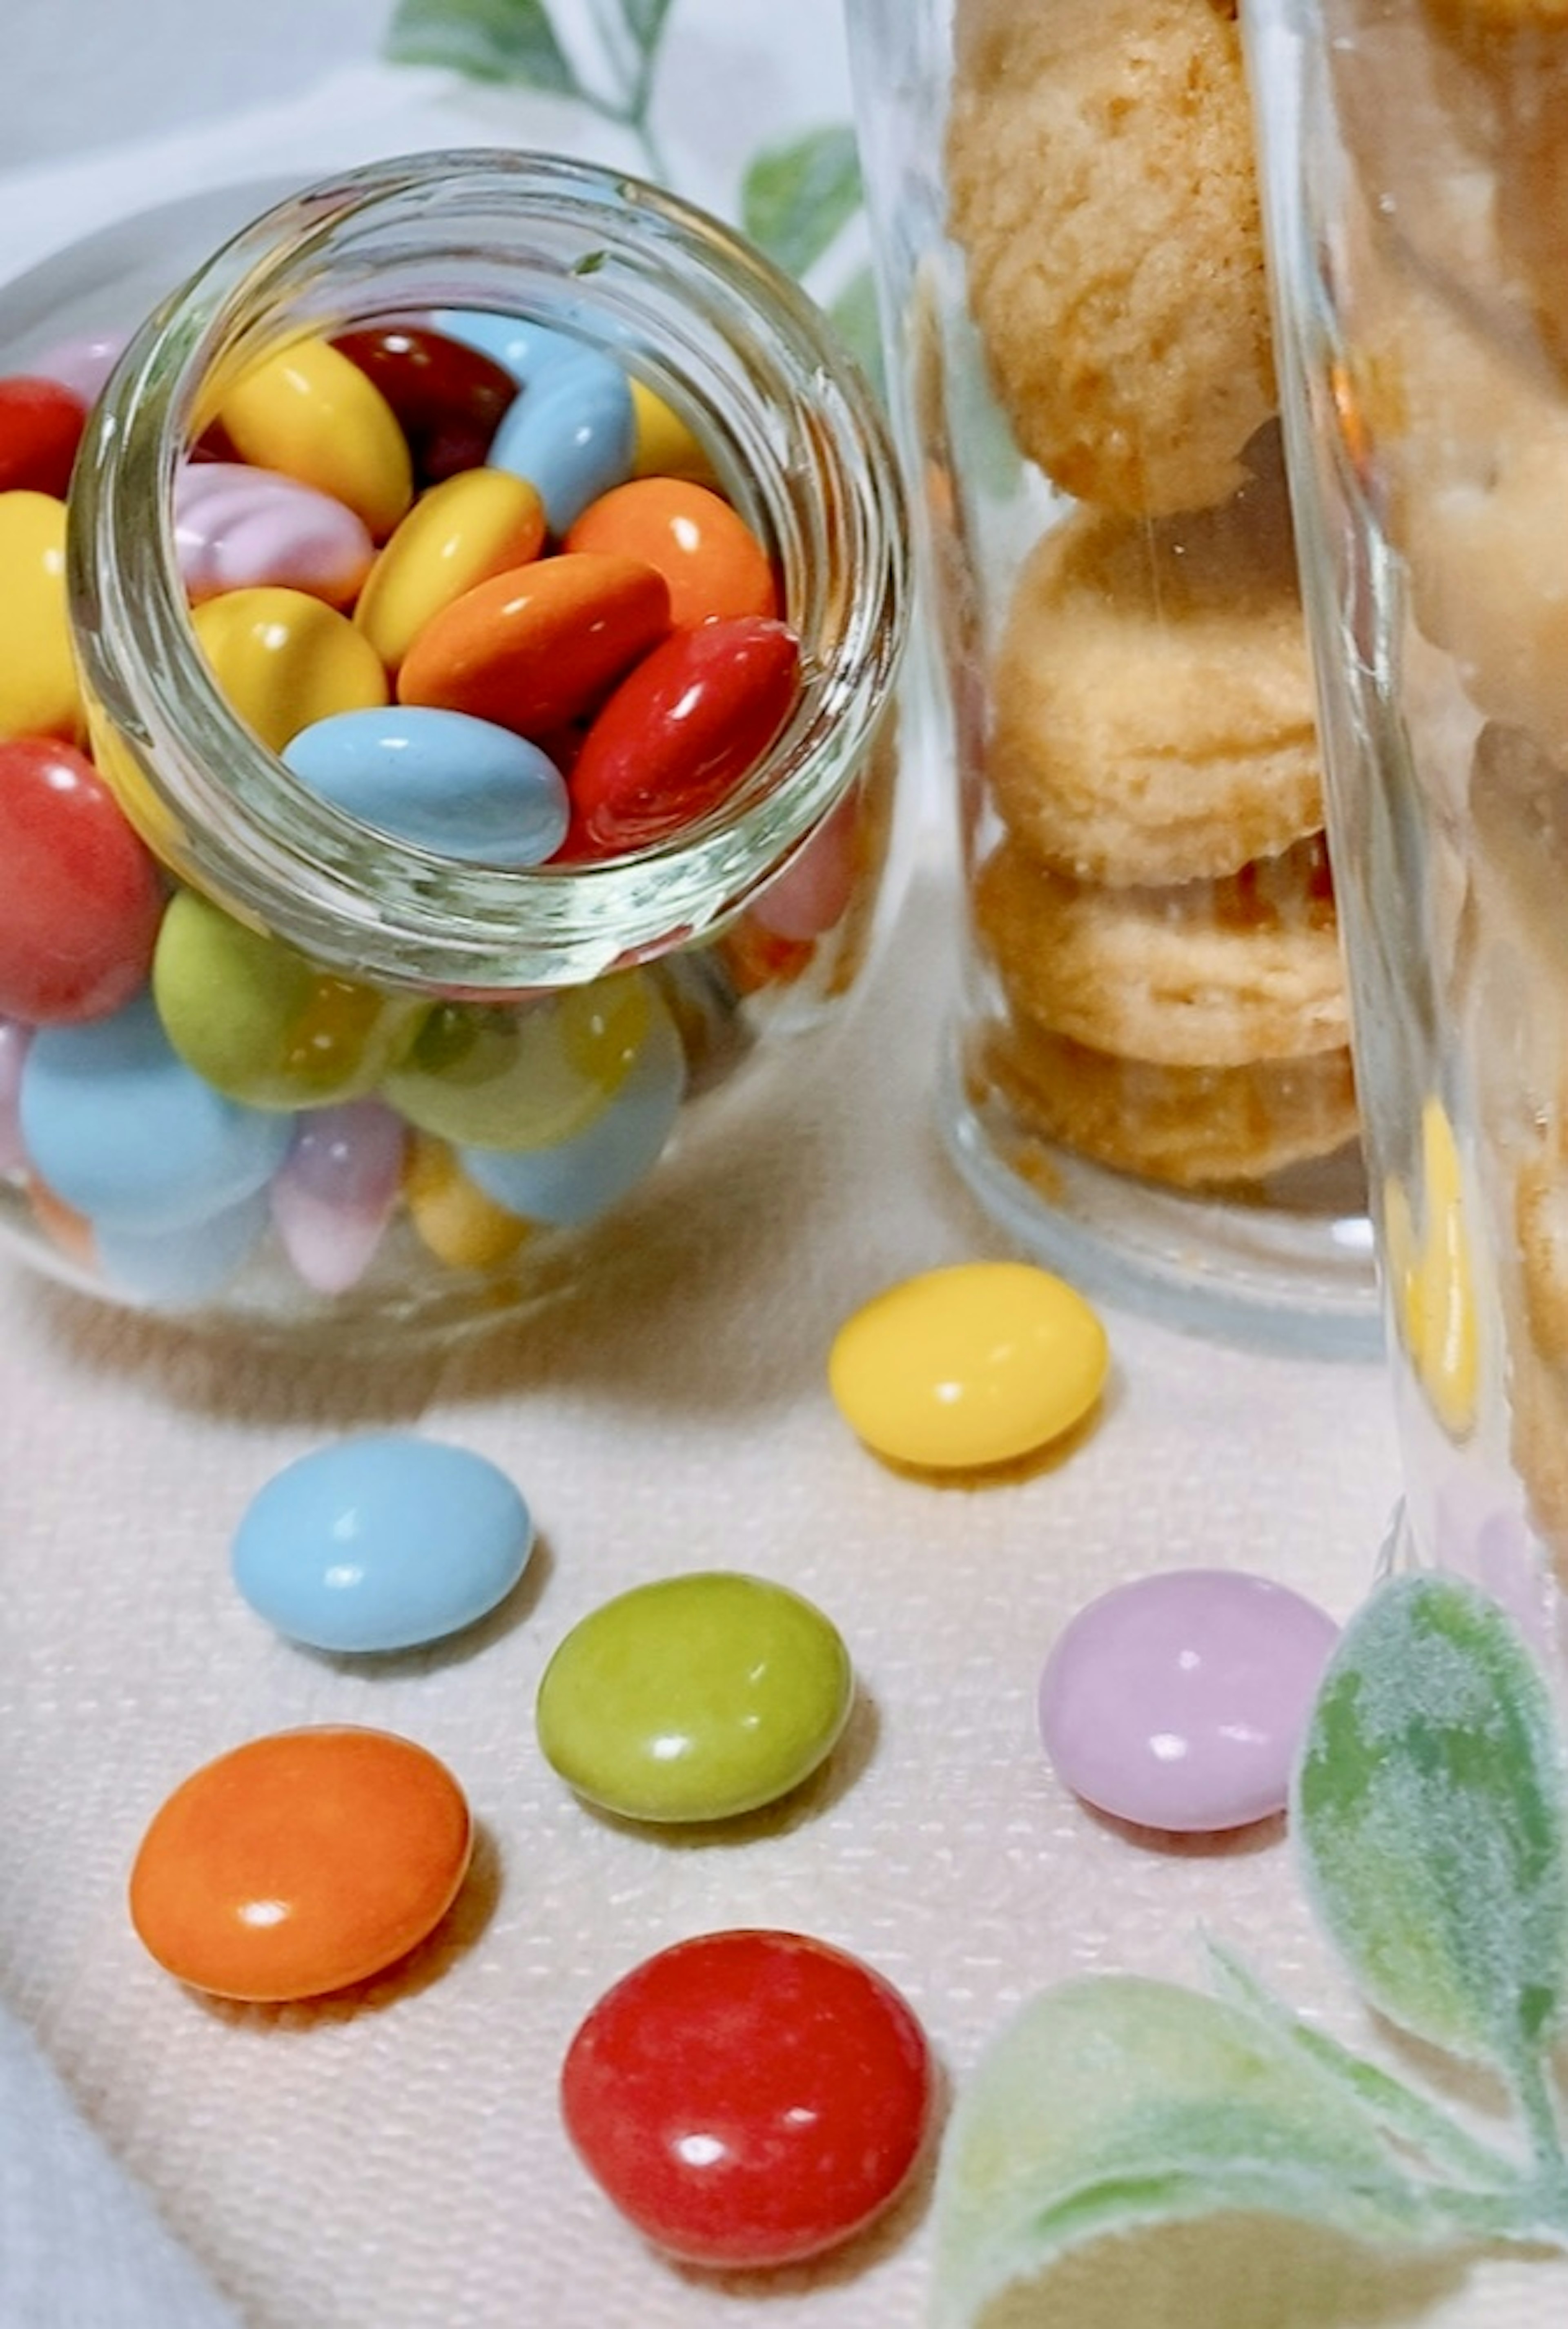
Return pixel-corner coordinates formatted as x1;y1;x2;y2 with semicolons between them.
537;1571;854;1823
283;705;569;865
269;1099;405;1294
19;988;294;1235
174;461;374;606
0;491;79;741
128;1725;472;2001
0;375;87;497
231;1432;534;1654
1038;1567;1341;1833
563;614;800;857
561;1929;933;2267
0;737;165;1023
829;1260;1110;1471
151;888;427;1111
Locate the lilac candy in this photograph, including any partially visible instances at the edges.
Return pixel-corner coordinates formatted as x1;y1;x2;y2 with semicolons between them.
31;330;127;406
0;1016;32;1175
1038;1568;1340;1834
174;461;374;606
270;1099;406;1295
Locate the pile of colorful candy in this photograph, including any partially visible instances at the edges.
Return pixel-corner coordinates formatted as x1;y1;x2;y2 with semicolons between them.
0;310;876;1318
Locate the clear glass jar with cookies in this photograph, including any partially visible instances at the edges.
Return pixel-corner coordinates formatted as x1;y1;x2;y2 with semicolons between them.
848;0;1379;1350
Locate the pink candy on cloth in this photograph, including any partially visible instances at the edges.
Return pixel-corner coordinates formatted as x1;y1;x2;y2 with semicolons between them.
1038;1567;1339;1834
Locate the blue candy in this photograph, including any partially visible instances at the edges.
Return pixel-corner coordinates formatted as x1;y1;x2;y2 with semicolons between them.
19;990;294;1235
283;706;570;865
486;348;636;534
232;1431;535;1655
96;1186;272;1309
459;988;685;1225
433;310;577;383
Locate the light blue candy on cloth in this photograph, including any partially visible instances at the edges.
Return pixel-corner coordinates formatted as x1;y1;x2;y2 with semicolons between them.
486;350;636;534
19;990;293;1235
231;1432;535;1654
459;989;685;1225
283;706;570;865
96;1187;272;1309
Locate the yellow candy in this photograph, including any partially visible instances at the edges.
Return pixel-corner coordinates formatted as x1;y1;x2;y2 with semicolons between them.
354;468;547;673
384;971;651;1149
404;1134;531;1272
0;491;81;741
629;378;719;487
1383;1097;1478;1437
193;587;389;753
829;1260;1109;1472
216;338;414;539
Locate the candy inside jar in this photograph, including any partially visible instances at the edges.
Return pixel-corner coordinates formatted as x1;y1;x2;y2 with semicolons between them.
0;152;907;1334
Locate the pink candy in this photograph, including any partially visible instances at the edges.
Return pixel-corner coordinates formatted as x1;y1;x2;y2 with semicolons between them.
174;462;375;608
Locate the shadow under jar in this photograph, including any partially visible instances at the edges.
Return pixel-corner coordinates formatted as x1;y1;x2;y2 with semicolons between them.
0;150;909;1338
846;0;1379;1353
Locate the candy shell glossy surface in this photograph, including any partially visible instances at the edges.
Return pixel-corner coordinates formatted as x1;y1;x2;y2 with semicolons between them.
829;1261;1109;1471
193;587;390;753
0;737;165;1023
459;986;684;1225
0;375;87;497
216;338;413;539
1038;1568;1340;1833
486;347;635;533
403;1134;531;1272
564;478;776;628
537;1570;853;1822
128;1726;472;2000
331;324;517;483
283;706;569;865
560;1929;932;2266
384;972;649;1149
174;461;374;606
0;490;79;741
96;1186;271;1309
232;1432;533;1653
433;310;575;384
20;990;294;1235
270;1100;406;1294
354;467;546;672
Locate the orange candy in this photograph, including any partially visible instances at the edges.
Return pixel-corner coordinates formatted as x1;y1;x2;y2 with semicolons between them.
129;1725;472;2001
397;551;670;737
564;477;778;629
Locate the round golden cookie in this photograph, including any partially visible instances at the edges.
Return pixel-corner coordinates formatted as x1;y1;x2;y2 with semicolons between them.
988;459;1323;887
971;1014;1359;1190
944;0;1276;517
973;832;1349;1070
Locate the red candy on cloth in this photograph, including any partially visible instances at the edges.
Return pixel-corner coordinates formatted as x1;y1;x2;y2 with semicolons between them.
560;1927;934;2268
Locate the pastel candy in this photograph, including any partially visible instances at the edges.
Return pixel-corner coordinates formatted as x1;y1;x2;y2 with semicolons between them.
152;888;427;1110
0;1018;32;1173
0;491;79;741
215;337;414;539
283;707;569;865
32;330;127;406
486;348;636;534
396;553;669;738
174;462;375;607
432;310;577;384
192;587;390;753
96;1185;271;1308
270;1099;406;1295
403;1133;531;1271
459;986;684;1224
353;467;546;672
384;971;651;1149
537;1571;854;1822
1038;1568;1341;1833
19;989;294;1235
231;1431;534;1654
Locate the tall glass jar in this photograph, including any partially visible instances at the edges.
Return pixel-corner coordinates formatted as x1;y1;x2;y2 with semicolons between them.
846;0;1379;1352
0;152;908;1336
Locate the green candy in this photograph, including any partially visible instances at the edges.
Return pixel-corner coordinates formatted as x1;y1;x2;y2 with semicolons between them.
382;970;652;1150
152;888;427;1110
536;1571;855;1823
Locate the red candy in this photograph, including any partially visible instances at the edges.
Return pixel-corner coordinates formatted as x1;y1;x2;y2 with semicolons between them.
0;376;87;498
560;1928;933;2268
0;738;165;1022
564;615;800;858
332;326;518;484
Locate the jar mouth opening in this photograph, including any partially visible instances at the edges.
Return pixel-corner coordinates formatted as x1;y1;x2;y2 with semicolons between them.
69;148;907;989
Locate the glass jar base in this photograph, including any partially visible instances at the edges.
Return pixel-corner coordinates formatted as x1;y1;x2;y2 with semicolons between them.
939;1035;1383;1360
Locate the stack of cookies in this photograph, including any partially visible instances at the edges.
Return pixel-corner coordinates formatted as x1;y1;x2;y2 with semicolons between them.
942;0;1359;1192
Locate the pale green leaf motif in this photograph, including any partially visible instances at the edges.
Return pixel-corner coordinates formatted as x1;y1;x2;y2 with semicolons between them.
827;266;885;399
617;0;674;58
385;0;578;93
930;1976;1448;2329
1294;1573;1568;2076
742;127;864;284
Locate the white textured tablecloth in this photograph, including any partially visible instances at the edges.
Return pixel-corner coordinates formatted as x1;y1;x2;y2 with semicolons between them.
2;9;1563;2327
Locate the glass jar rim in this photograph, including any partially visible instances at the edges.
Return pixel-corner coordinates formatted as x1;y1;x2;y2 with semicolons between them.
69;147;908;990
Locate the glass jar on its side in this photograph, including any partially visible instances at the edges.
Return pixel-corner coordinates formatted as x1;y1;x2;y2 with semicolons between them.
847;0;1379;1353
0;151;908;1336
